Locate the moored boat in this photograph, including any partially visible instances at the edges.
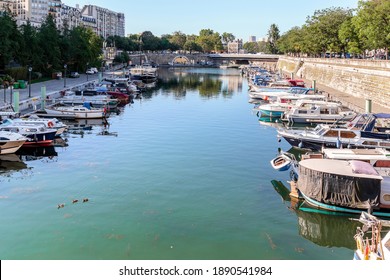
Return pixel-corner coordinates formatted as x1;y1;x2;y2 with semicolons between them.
0;131;27;154
270;152;298;172
277;113;390;151
281;99;356;124
296;158;390;217
0;123;57;146
44;104;107;119
352;212;390;260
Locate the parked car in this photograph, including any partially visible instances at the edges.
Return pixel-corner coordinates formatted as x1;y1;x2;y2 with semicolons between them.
70;72;80;78
90;67;98;73
86;69;94;75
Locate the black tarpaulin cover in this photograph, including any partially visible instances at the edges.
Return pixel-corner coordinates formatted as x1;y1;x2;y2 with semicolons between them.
298;159;382;209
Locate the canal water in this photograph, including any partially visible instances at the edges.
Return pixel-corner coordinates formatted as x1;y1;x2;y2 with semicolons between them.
0;68;358;260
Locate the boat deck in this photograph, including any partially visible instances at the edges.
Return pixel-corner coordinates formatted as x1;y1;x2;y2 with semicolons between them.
299;158;383;179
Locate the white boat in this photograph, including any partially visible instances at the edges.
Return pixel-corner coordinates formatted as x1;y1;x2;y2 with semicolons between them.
277;113;390;151
249;87;317;101
129;65;158;83
254;94;326;117
57;91;119;109
353;212;390;260
44;105;107;119
0;131;27;154
3;116;67;136
0;123;57;146
282;99;356;124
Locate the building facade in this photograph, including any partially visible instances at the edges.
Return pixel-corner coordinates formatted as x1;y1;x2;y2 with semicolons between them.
61;3;81;30
0;1;125;38
80;5;125;38
227;40;243;54
249;36;256;43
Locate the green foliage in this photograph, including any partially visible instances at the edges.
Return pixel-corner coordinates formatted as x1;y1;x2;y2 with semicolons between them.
243;42;259;54
0;12;20;69
353;0;390;57
278;27;303;55
196;29;222;53
169;31;187;50
267;24;280;54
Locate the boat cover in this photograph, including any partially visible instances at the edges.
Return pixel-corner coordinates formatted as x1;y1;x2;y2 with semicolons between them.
299;161;381;209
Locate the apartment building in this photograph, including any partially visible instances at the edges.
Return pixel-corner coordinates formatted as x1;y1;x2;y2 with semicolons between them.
80;5;125;38
0;1;125;38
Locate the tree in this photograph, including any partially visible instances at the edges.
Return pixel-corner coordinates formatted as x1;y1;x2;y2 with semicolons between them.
243;42;259;54
0;12;20;69
196;29;222;53
303;7;353;57
140;31;161;51
68;27;103;71
353;0;390;59
221;32;235;43
267;24;280;54
183;40;202;53
169;31;187;50
37;14;61;74
339;17;364;57
277;26;304;56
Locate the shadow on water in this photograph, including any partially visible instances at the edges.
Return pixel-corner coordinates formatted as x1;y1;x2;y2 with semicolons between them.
271;179;360;250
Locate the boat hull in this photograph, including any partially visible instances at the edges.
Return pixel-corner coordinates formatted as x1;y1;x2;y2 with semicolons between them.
23;131;57;146
0;140;26;154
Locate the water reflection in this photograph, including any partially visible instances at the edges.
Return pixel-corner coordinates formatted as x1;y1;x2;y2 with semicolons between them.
0;154;28;174
16;145;58;162
271;180;359;249
64;118;111;137
155;68;243;99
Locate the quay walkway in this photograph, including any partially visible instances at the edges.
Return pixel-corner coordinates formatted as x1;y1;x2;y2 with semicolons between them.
0;73;102;116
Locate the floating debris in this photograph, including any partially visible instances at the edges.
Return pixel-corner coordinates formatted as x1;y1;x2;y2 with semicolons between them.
72;199;79;204
57;203;65;209
82;198;89;203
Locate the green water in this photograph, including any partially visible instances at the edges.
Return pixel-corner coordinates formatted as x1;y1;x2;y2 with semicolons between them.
0;68;356;260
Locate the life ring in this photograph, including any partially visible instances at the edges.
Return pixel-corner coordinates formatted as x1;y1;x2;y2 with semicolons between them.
47;121;54;128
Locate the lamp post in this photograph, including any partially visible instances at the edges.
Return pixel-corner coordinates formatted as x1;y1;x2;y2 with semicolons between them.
28;66;32;98
64;64;67;88
87;62;89;81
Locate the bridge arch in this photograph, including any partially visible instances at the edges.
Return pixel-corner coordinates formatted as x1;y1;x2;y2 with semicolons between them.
172;55;191;65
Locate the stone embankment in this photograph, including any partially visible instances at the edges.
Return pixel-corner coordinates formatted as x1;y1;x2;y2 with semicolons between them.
277;57;390;113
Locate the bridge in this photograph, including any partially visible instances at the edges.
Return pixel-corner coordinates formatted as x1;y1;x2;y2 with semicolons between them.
129;53;279;66
207;53;280;63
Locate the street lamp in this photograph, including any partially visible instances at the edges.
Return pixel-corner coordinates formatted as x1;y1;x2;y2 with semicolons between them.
87;62;89;81
64;64;67;88
28;66;32;98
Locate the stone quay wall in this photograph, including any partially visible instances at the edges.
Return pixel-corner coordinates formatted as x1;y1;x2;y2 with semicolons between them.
277;57;390;110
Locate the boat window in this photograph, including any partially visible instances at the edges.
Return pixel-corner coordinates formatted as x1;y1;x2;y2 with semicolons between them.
324;130;338;137
374;160;390;168
362;141;378;146
340;131;357;138
383;194;390;202
380;142;390;147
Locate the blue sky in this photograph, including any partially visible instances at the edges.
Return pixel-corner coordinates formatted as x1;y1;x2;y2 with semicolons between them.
65;0;358;41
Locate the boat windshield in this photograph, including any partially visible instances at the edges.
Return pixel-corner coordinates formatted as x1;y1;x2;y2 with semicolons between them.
314;125;328;135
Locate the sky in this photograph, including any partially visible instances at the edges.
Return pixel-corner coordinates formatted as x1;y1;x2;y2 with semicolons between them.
64;0;359;41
